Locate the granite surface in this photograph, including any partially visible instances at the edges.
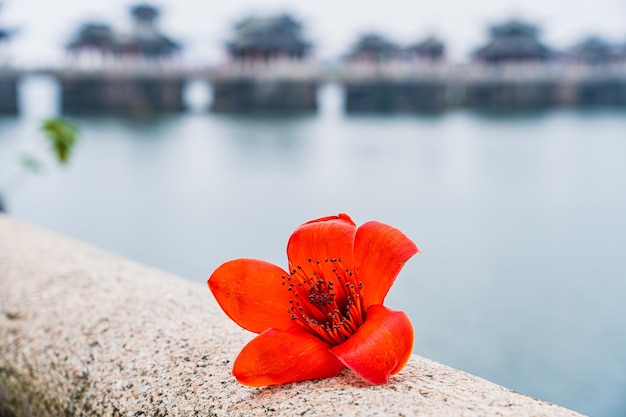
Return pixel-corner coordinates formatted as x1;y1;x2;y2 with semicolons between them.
0;215;585;416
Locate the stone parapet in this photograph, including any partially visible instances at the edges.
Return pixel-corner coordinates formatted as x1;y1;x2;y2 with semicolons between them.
0;215;585;416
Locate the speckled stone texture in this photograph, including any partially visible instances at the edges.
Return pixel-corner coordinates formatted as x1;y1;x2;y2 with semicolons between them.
0;215;585;417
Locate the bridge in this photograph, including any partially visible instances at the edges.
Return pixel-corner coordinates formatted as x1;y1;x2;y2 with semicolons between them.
2;61;626;114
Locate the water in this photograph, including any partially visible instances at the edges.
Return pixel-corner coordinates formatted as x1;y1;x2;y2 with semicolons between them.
2;76;626;416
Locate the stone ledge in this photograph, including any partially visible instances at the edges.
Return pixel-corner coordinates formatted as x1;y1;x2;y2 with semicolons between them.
0;215;585;416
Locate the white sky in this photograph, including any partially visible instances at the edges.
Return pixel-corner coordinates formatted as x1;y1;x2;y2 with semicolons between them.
1;0;625;67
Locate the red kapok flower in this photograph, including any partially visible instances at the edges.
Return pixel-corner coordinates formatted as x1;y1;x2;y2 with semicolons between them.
208;213;419;386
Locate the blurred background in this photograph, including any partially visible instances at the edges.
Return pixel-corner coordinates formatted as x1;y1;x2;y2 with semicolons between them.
1;1;626;416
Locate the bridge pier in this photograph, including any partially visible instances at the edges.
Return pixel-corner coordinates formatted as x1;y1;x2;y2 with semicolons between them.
345;80;447;112
577;77;626;106
463;81;562;109
211;77;318;113
0;71;18;114
59;73;185;115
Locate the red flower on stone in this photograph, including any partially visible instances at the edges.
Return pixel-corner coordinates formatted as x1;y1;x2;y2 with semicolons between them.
208;213;419;386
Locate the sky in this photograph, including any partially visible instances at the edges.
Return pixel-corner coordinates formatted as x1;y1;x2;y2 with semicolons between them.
1;0;625;67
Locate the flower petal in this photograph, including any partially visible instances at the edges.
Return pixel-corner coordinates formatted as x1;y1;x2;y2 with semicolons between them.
233;327;345;386
287;213;357;272
354;221;419;308
330;305;413;385
208;259;295;333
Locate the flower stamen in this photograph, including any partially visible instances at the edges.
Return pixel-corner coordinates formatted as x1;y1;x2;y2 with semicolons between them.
283;258;365;346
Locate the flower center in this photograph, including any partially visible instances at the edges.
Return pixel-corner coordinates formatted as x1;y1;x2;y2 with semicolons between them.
282;258;364;346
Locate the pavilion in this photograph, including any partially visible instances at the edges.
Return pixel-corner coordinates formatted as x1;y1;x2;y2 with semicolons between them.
344;33;399;63
66;3;180;60
568;36;621;65
474;19;552;64
405;36;445;62
226;13;311;61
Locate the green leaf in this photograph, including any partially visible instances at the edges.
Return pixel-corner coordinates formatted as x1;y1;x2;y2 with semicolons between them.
40;117;79;165
20;153;43;174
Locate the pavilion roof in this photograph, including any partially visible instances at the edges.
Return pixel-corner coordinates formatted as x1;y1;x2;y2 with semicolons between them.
474;19;551;61
346;33;399;57
66;22;115;48
131;3;159;20
0;28;12;42
490;20;538;37
406;36;445;54
227;13;310;52
568;36;621;62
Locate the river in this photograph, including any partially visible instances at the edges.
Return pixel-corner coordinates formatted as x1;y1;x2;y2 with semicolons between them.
1;76;625;416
